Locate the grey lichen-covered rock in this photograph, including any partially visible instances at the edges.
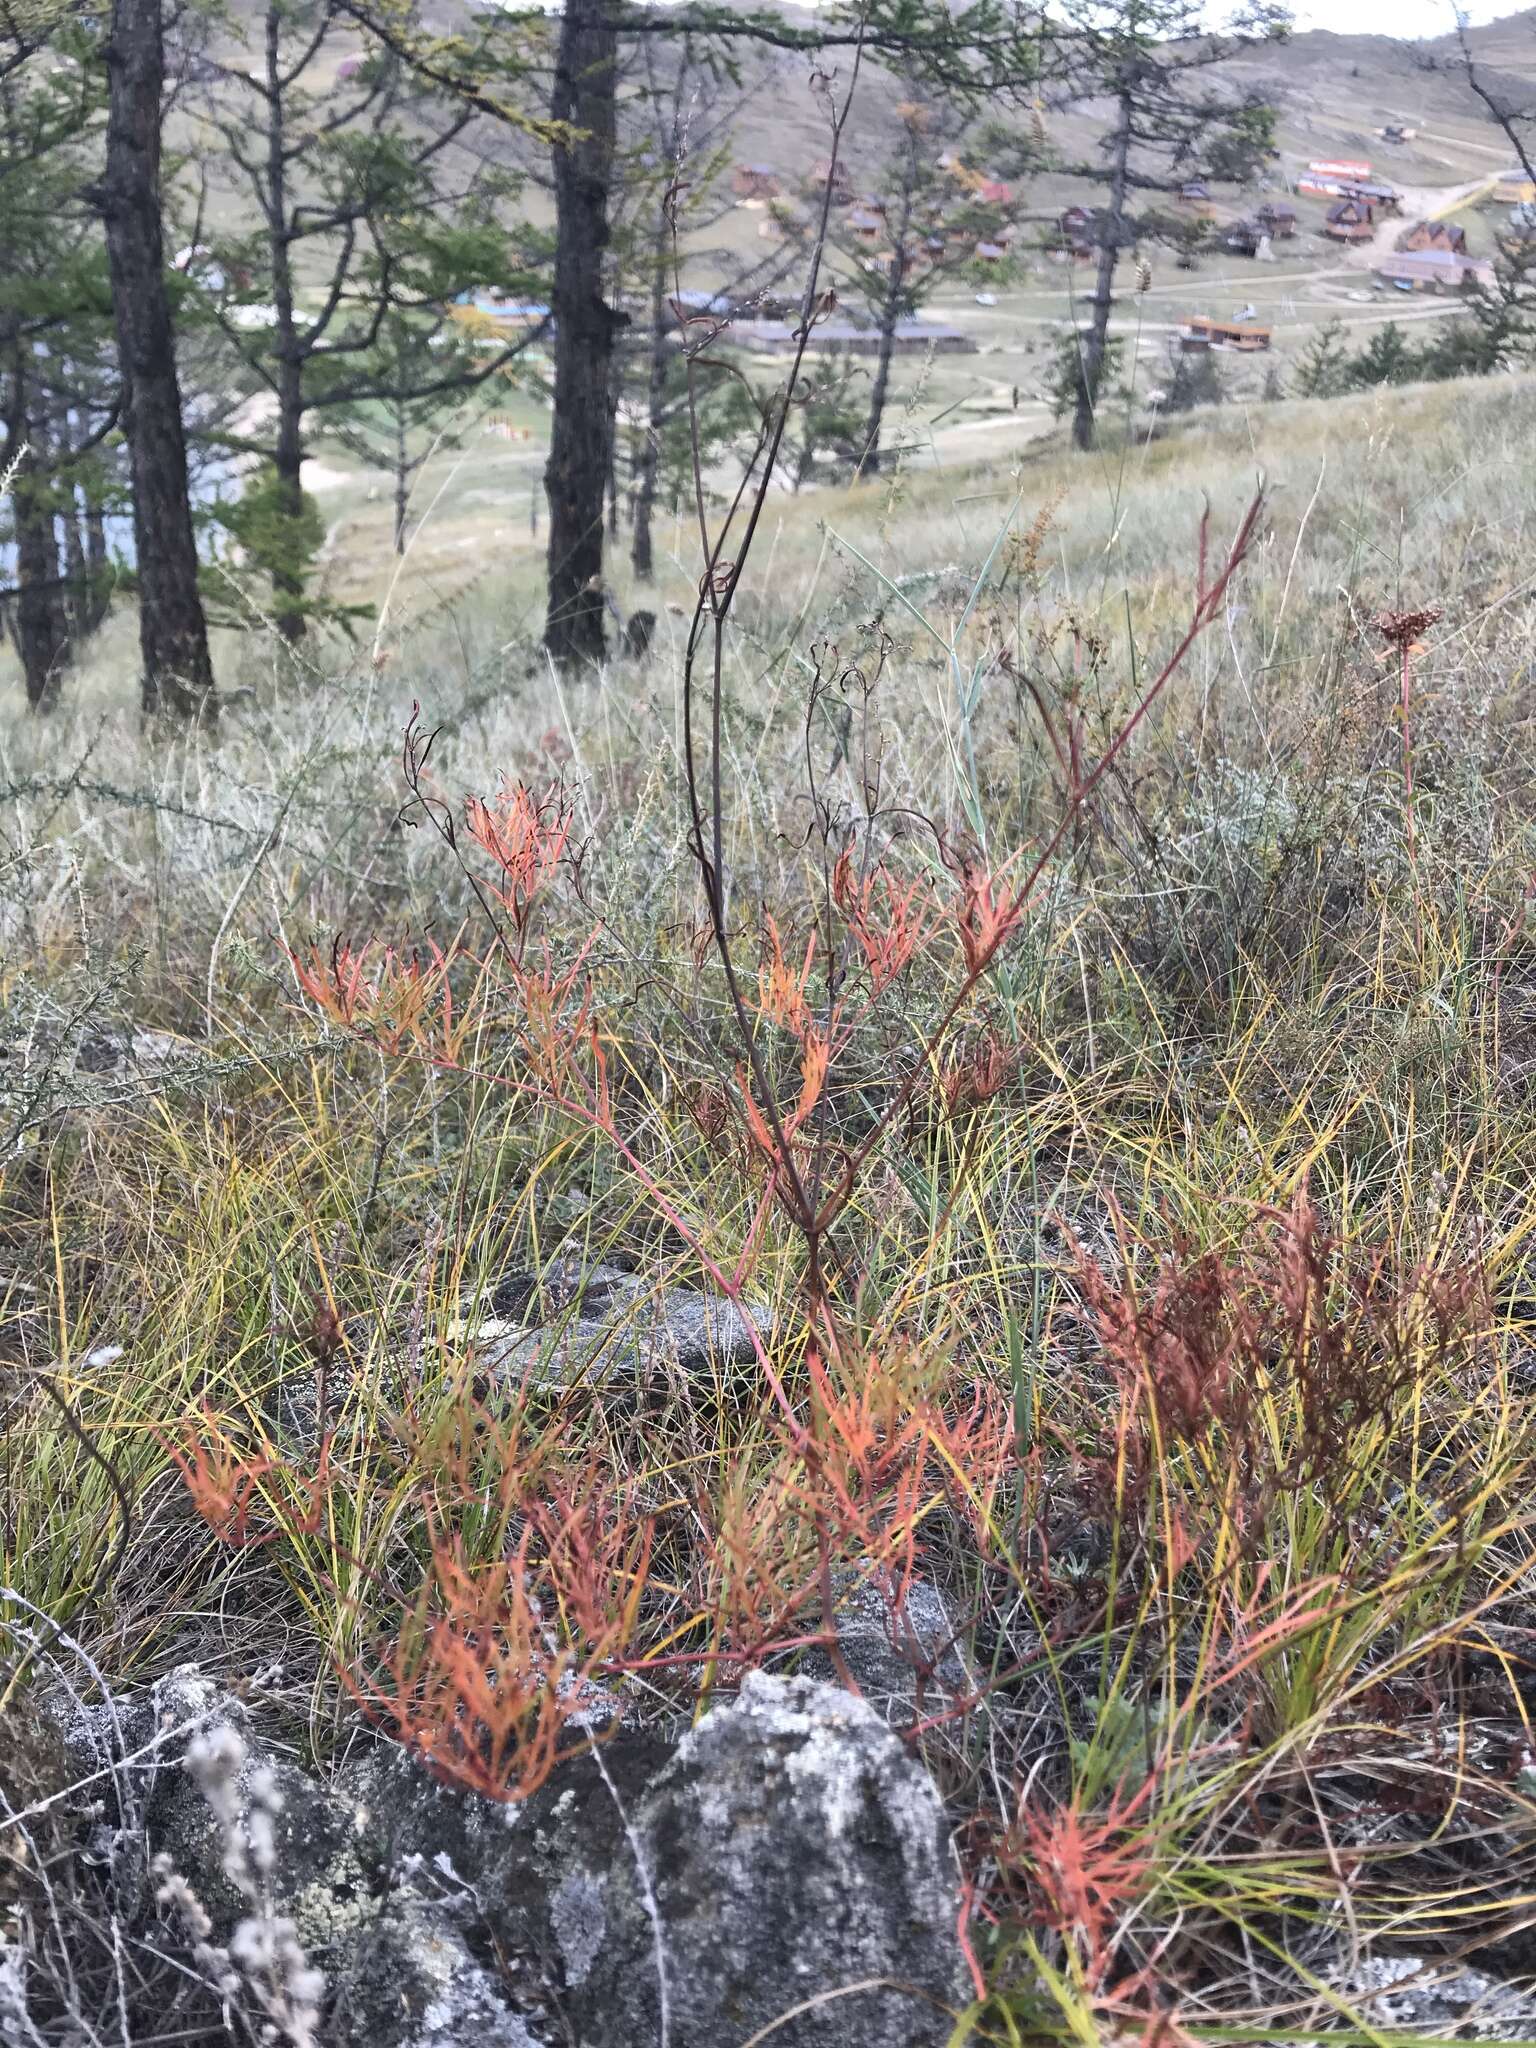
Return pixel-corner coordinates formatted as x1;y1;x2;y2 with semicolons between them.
63;1666;353;1931
42;1662;971;2048
328;1897;544;2048
461;1257;764;1391
1315;1957;1536;2043
340;1724;675;1983
0;1683;82;1912
548;1866;606;1987
793;1574;972;1729
573;1671;965;2048
75;1025;188;1075
57;1667;550;2048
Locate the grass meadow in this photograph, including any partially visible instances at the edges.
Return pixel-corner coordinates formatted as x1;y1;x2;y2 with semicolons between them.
6;369;1536;2041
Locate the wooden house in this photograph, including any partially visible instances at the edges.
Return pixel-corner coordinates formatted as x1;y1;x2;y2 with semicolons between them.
732;164;781;201
1298;159;1372;198
1218;219;1265;258
1056;206;1088;255
1344;181;1402;214
808;158;854;205
1255;201;1296;238
754;317;977;357
1324;198;1376;244
1399;219;1468;255
1179;314;1271;353
1374;248;1489;293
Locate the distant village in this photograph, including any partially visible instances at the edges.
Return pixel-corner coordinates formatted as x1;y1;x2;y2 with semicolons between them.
454;146;1536;363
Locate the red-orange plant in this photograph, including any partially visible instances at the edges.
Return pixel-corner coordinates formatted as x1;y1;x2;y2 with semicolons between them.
165;1413;280;1547
758;914;818;1035
345;1530;602;1801
698;1458;825;1675
832;851;934;994
995;1774;1161;1984
288;938;458;1058
463;779;573;939
1075;1189;1486;1520
166;1385;662;1802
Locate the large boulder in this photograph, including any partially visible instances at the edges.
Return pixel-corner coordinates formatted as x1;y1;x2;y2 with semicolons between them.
571;1671;966;2048
42;1664;967;2048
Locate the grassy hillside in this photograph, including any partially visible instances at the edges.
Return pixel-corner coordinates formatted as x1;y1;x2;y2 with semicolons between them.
7;371;1536;2037
33;355;1527;686
115;0;1533;655
106;0;1526;669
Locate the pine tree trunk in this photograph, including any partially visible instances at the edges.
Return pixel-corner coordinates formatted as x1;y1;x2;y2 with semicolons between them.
101;0;216;719
859;169;918;478
860;276;903;478
543;0;618;666
605;326;622;542
630;248;669;582
265;9;307;642
7;363;70;712
394;408;409;555
272;360;307;639
51;394;91;641
84;496;112;633
1075;88;1132;454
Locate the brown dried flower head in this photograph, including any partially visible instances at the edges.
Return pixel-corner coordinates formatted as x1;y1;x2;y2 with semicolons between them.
1373;605;1443;651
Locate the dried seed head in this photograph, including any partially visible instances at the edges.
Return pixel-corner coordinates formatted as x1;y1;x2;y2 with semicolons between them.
1373;605;1442;649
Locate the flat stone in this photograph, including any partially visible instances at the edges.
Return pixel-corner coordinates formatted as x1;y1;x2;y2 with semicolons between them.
461;1256;765;1390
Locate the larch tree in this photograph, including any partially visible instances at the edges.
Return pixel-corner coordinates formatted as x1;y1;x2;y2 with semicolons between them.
1;12;160;710
619;31;795;580
0;54;92;708
831;92;1019;474
99;0;218;715
1043;0;1285;450
348;0;1045;663
774;350;866;490
1292;314;1350;397
321;310;499;555
197;5;529;639
1446;20;1536;372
